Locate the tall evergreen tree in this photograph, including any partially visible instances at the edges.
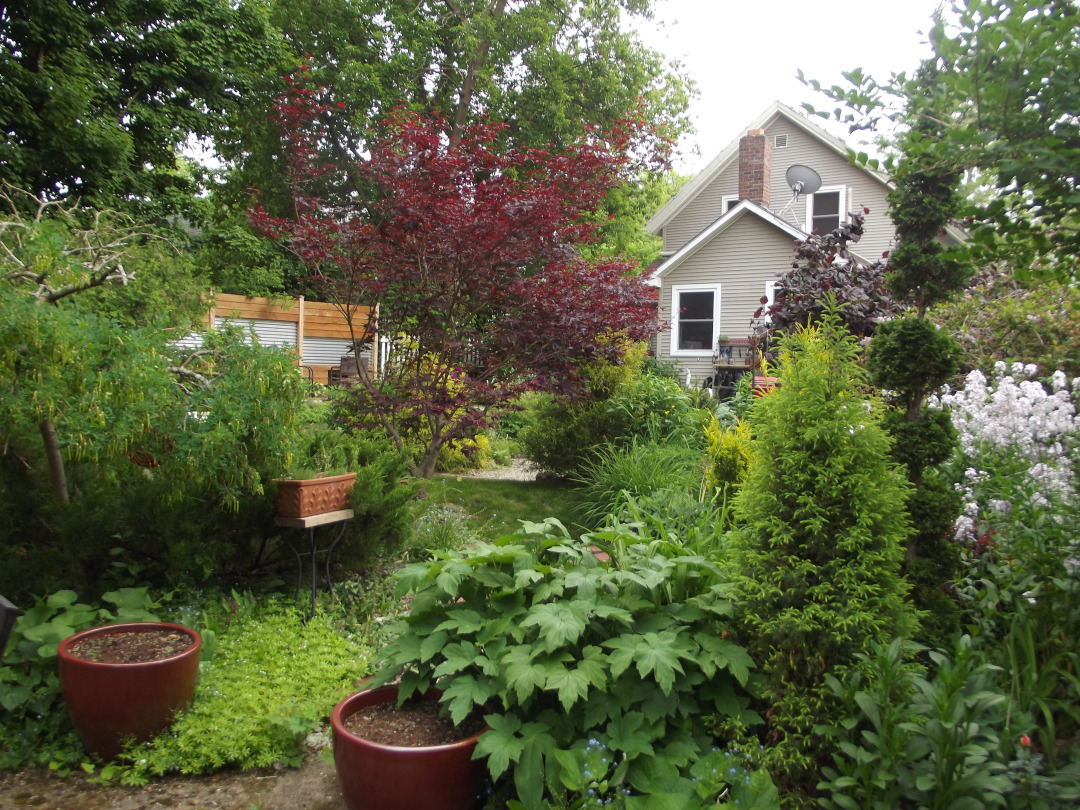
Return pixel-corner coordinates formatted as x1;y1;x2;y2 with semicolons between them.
732;304;917;806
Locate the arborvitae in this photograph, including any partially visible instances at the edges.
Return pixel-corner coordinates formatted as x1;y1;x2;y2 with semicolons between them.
731;304;917;806
867;71;971;645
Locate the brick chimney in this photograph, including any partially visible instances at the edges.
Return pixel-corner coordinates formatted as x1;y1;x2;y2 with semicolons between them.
738;129;771;208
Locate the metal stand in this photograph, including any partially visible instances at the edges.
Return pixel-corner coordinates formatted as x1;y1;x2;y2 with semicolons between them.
274;509;354;618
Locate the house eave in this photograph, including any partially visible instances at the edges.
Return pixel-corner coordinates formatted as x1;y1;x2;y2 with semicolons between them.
647;200;807;285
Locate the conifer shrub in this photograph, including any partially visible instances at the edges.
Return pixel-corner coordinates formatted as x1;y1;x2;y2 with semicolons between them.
729;306;918;806
704;417;753;505
867;317;964;647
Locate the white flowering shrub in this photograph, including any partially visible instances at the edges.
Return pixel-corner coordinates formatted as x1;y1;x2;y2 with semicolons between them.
932;363;1080;757
931;362;1079;544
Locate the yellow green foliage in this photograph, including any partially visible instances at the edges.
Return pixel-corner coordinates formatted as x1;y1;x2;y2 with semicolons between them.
704;416;752;500
437;434;494;473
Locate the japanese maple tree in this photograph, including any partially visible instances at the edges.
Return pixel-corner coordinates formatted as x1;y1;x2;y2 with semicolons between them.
252;78;662;477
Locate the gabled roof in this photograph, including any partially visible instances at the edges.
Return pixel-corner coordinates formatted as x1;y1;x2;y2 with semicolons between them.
646;199;806;286
646;101;891;236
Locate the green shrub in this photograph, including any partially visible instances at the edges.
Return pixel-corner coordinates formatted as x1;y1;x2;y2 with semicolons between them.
704;416;753;512
816;637;1080;810
518;392;623;478
604;370;712;450
407;502;475;559
573;439;703;527
436;434;494;473
519;347;712;478
0;306;308;599
730;307;918;805
374;518;773;809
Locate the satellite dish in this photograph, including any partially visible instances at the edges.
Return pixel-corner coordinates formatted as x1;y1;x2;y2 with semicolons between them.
785;164;822;198
778;164;822;224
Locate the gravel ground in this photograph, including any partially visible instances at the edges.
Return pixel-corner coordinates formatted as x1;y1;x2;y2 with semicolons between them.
454;456;538;481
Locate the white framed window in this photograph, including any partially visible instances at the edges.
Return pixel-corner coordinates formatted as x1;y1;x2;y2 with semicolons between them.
762;280;777;324
722;194;740;213
670;284;721;357
806;186;847;234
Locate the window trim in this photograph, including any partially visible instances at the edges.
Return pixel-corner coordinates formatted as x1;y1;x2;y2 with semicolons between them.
805;185;847;235
670;283;721;358
762;280;777;324
721;194;740;214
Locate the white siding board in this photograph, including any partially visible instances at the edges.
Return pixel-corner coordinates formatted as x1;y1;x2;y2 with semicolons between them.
214;317;298;349
302;337;372;367
663;163;739;254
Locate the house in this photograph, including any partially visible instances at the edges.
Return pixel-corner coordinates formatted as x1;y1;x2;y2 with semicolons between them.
646;101;896;386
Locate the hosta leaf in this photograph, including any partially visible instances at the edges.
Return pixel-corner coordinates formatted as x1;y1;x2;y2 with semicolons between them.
432;641;481;678
435;609;485;635
584;691;618;728
611;632;686;694
470;567;515;589
514;569;544;588
576;646;608;691
395;562;431;594
419;630;448;662
546;665;590;712
606;712;653;758
695;634;753;686
590;603;634;626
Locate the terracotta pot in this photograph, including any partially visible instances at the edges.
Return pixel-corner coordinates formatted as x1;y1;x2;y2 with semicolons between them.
274;472;357;518
58;622;201;760
332;685;488;810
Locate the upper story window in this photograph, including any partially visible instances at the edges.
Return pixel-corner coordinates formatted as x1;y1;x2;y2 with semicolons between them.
671;284;721;356
722;194;739;213
807;187;846;234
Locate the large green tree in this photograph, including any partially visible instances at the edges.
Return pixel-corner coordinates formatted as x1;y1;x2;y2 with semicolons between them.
0;0;282;215
204;0;693;293
804;0;1080;281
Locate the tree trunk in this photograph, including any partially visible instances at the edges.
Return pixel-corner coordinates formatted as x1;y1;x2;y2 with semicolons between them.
413;435;446;479
39;418;69;504
449;0;508;143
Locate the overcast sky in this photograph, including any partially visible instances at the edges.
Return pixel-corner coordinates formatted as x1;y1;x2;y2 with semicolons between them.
633;0;945;174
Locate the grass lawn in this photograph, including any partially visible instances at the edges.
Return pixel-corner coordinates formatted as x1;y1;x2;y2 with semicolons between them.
422;475;582;543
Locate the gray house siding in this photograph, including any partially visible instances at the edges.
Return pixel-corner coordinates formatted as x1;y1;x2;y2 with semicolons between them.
661;112;893;261
658;214;797;385
663;166;738;254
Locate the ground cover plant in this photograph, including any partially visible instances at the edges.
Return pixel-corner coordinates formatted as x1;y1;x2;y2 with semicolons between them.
125;594;375;784
0;587;383;783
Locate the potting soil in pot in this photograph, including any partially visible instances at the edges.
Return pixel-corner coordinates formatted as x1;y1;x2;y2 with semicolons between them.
67;629;194;663
342;699;486;746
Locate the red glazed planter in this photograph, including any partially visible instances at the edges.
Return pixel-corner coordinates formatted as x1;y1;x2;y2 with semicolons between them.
332;685;488;810
274;473;357;518
58;622;201;760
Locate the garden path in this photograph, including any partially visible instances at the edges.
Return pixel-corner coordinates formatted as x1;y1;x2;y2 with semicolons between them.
0;747;343;809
